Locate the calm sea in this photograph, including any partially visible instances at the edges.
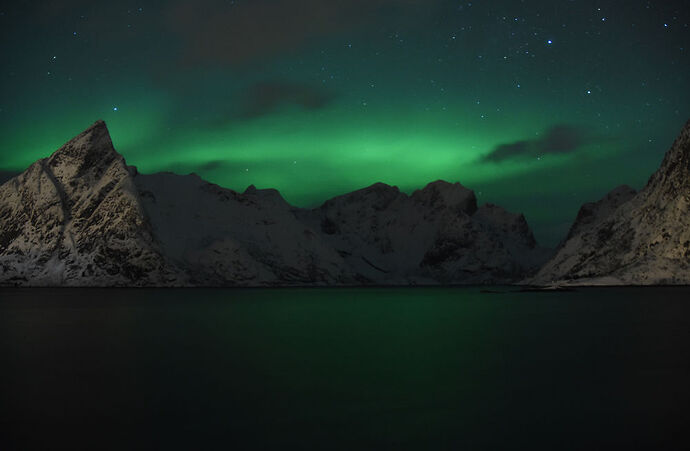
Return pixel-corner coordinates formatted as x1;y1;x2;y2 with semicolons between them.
1;287;689;450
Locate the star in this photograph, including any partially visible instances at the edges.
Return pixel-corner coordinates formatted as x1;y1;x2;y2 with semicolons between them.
113;107;118;111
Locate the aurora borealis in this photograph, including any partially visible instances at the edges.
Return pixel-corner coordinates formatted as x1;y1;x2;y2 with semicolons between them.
1;1;688;245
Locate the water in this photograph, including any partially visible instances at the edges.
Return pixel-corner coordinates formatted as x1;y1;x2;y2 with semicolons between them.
1;287;689;450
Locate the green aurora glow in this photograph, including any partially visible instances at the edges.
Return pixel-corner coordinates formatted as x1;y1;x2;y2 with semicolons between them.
1;1;688;245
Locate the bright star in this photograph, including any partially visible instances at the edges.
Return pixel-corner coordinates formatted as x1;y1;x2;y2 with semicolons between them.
113;107;118;111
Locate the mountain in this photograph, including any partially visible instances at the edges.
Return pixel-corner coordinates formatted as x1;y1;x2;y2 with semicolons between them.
0;120;548;287
298;181;549;284
529;119;690;285
0;121;179;286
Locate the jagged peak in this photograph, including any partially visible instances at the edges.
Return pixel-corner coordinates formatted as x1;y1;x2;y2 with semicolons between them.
607;184;637;197
45;120;124;182
355;182;400;193
600;184;636;205
563;184;637;242
326;182;399;200
423;179;463;189
411;179;477;215
661;119;690;160
644;119;690;194
52;120;114;157
85;119;107;132
243;184;289;207
474;203;537;249
243;184;283;197
319;182;401;211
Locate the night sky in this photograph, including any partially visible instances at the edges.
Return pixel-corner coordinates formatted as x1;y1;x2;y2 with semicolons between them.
1;1;688;245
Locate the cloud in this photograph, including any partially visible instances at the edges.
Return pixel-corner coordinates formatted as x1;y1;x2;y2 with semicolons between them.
237;81;335;119
166;0;431;65
483;125;588;162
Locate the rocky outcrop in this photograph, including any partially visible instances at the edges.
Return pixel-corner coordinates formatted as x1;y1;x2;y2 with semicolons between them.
0;121;179;286
1;120;549;286
529;119;690;285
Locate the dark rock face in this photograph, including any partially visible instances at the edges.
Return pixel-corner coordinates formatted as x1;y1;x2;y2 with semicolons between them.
1;120;549;287
529;119;690;285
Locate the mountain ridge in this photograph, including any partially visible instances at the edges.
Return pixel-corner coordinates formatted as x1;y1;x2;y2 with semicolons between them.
0;120;549;286
5;119;689;287
528;119;690;286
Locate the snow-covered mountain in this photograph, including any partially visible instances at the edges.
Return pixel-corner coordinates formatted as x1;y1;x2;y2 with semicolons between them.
529;119;690;285
0;121;178;286
0;120;548;286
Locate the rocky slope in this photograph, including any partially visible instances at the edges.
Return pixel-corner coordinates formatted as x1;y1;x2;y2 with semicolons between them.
0;120;548;286
529;119;690;285
0;121;178;286
298;181;548;284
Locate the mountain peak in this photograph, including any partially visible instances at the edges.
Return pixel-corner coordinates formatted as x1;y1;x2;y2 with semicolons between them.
644;120;690;197
411;180;477;215
529;118;690;286
1;120;547;287
46;120;122;183
564;184;636;241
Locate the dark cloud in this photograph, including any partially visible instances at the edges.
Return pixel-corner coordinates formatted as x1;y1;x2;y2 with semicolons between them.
166;0;431;65
237;81;335;120
485;141;532;162
483;125;588;162
540;125;586;153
